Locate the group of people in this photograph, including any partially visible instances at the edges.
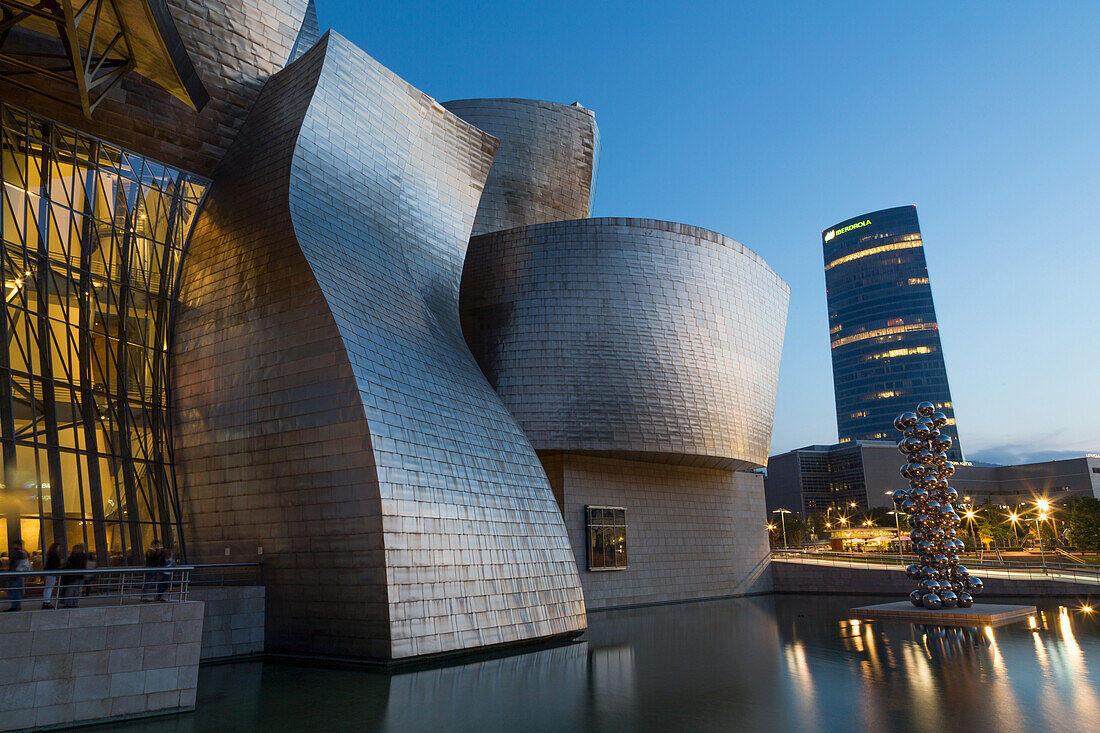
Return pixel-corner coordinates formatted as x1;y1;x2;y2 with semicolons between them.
4;539;174;612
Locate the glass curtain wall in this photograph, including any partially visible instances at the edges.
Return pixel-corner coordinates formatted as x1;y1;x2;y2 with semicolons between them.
0;103;207;567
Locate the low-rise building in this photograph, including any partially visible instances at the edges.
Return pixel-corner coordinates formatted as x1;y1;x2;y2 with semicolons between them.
765;442;1100;515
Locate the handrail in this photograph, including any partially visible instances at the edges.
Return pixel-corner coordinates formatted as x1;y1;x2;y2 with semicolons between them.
771;549;1100;586
1;565;192;607
0;566;195;578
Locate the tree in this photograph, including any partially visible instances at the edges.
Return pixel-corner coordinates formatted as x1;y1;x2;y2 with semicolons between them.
1068;498;1100;552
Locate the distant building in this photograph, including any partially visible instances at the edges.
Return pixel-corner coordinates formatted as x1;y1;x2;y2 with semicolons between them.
765;443;1100;515
823;205;963;460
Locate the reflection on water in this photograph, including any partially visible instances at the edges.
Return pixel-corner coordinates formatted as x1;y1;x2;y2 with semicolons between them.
111;595;1100;733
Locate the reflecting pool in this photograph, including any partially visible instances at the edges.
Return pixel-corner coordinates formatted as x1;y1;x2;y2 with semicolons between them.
110;594;1100;732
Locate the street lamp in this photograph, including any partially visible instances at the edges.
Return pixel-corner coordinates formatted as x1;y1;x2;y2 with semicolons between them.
1033;510;1048;572
1008;512;1020;544
964;508;978;549
772;509;792;550
887;510;906;559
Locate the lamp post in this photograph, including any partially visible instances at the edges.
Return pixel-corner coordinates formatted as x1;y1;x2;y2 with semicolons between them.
772;509;792;550
1034;509;1048;572
888;511;905;560
1008;512;1020;545
964;509;978;550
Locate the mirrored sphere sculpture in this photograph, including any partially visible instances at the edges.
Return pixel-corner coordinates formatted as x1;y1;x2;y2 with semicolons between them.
893;404;982;610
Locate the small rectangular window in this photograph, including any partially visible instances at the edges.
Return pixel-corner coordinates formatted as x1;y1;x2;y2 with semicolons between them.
586;506;628;571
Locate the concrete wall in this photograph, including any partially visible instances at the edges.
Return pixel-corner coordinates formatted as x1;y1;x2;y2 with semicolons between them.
0;603;203;731
772;559;1100;598
189;588;265;660
546;454;773;610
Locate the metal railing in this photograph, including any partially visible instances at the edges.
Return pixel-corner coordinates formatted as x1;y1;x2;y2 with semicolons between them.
0;566;193;609
771;549;1100;586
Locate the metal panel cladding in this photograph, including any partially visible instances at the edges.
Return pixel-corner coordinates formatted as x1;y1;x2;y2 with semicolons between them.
442;98;599;236
461;218;790;470
173;33;585;661
822;205;964;460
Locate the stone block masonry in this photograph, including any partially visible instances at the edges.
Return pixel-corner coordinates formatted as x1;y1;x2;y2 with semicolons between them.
189;587;266;660
0;602;204;731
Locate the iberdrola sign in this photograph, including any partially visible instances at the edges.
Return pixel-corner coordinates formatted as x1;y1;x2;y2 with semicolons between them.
824;219;871;242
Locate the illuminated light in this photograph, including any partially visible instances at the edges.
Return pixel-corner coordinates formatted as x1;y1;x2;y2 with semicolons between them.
1037;499;1050;511
830;324;842;334
907;277;929;285
1028;616;1037;629
1083;606;1094;614
984;626;994;640
824;229;835;241
874;391;896;399
824;238;921;270
831;322;940;348
867;346;933;361
828;219;872;240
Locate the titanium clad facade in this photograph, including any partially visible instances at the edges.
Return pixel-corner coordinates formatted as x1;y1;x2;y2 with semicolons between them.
823;205;963;460
462;218;789;470
462;218;787;606
0;0;316;176
441;99;598;236
173;33;585;660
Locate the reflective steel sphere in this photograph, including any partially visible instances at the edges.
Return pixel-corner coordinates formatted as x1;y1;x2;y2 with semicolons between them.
910;590;924;607
899;437;924;455
905;564;921;579
917;401;936;418
930;411;948;428
932;452;948;468
940;591;958;608
913;423;933;441
940;463;956;478
957;593;973;608
905;462;927;479
923;593;943;610
915;449;935;465
943;486;958;500
897;412;920;430
968;577;984;593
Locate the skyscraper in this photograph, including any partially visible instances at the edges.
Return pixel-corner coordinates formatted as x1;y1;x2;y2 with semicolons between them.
823;205;963;460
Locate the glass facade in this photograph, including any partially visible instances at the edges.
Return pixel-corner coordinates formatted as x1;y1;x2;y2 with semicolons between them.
823;205;963;460
0;103;207;566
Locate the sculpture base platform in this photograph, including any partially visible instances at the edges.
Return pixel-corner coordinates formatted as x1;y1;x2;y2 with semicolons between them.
850;601;1036;627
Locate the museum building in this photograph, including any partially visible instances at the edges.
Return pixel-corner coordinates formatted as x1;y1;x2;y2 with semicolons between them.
0;0;788;661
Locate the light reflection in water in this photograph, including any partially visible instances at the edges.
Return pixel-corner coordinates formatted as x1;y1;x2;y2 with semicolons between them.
104;595;1100;733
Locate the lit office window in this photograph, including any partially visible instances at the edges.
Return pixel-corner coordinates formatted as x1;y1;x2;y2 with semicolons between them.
586;506;627;570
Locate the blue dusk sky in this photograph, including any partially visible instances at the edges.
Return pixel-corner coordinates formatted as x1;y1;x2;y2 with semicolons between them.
319;0;1100;465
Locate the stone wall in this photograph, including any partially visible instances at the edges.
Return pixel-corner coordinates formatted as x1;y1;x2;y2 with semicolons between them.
0;602;203;731
546;454;773;610
189;587;266;660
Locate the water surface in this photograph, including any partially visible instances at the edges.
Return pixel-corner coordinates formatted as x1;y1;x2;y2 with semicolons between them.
110;594;1100;732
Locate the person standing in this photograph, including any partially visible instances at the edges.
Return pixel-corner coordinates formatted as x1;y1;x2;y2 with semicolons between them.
42;543;62;609
142;540;167;602
4;540;29;612
60;544;87;608
82;552;97;597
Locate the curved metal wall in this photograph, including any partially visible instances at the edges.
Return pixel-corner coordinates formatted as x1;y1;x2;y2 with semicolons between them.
0;0;315;176
174;32;585;660
442;98;598;236
461;218;790;470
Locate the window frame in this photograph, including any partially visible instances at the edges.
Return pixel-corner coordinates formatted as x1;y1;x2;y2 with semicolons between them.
585;505;628;571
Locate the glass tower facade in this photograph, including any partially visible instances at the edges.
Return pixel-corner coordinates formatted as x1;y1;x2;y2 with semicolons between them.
823;205;963;460
0;103;207;566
